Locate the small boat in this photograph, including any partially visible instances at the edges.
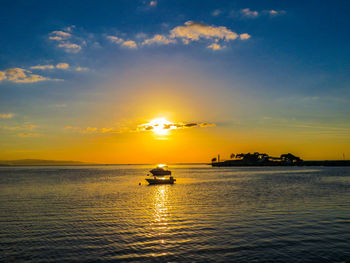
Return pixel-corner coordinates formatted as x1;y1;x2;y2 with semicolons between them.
146;165;176;185
149;165;171;176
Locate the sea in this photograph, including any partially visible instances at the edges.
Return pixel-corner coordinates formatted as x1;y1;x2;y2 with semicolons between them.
0;165;350;262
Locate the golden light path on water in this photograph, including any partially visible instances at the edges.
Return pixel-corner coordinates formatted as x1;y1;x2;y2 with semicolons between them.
150;185;169;256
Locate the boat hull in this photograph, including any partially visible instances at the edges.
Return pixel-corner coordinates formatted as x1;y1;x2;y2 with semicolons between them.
146;178;176;185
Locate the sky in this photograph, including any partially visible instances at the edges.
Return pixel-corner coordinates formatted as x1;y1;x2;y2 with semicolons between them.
0;0;350;163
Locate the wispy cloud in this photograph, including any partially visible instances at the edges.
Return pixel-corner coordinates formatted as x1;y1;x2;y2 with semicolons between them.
49;27;83;53
64;120;215;136
0;113;14;119
57;43;82;53
207;43;225;50
0;68;61;83
49;31;71;41
237;8;286;18
265;9;286;16
142;34;176;46
107;21;249;51
239;33;251;40
75;66;89;71
138;121;216;132
30;63;70;70
212;9;221;16
30;65;55;70
170;21;239;43
240;8;259;18
56;63;69;69
1;124;36;131
149;1;157;7
107;36;138;49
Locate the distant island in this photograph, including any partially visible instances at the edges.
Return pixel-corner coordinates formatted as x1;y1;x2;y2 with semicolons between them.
211;152;350;167
0;159;94;166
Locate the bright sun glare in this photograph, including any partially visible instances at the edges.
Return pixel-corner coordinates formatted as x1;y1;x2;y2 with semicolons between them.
149;118;172;136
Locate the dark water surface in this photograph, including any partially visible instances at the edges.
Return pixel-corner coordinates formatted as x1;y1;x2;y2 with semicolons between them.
1;165;350;262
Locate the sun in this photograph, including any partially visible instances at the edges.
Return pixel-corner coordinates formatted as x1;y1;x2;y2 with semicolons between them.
149;117;172;136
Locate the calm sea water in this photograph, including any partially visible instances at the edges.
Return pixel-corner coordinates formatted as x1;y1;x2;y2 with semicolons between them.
1;165;350;262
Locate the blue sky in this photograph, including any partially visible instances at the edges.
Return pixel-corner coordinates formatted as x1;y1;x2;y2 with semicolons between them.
0;0;350;162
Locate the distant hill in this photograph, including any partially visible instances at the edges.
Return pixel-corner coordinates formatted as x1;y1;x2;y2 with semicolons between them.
0;159;94;166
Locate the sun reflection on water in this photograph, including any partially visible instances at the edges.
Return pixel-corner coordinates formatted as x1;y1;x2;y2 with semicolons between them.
152;186;169;227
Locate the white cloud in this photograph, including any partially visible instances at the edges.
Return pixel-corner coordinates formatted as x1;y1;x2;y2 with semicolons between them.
107;36;123;44
49;36;64;41
57;43;82;53
149;1;157;7
240;8;259;18
49;28;84;53
207;43;225;50
240;33;251;40
30;63;70;70
3;68;49;83
107;35;138;49
51;31;71;38
30;65;55;70
142;34;176;45
266;9;286;16
170;21;239;43
0;68;61;83
122;40;137;49
106;22;250;51
56;63;69;69
0;113;14;119
212;9;221;16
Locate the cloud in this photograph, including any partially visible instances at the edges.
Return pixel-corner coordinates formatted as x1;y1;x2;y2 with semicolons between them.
0;68;60;83
142;34;176;46
122;40;137;49
149;1;157;7
105;22;249;51
170;21;239;43
266;9;286;16
50;31;71;39
75;67;89;71
30;65;55;70
0;113;14;119
138;121;216;132
56;63;69;69
57;43;82;53
207;43;225;50
85;127;98;133
107;35;138;49
212;9;221;16
239;33;251;40
240;8;259;18
1;124;36;131
0;71;6;81
49;27;84;53
30;63;70;70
